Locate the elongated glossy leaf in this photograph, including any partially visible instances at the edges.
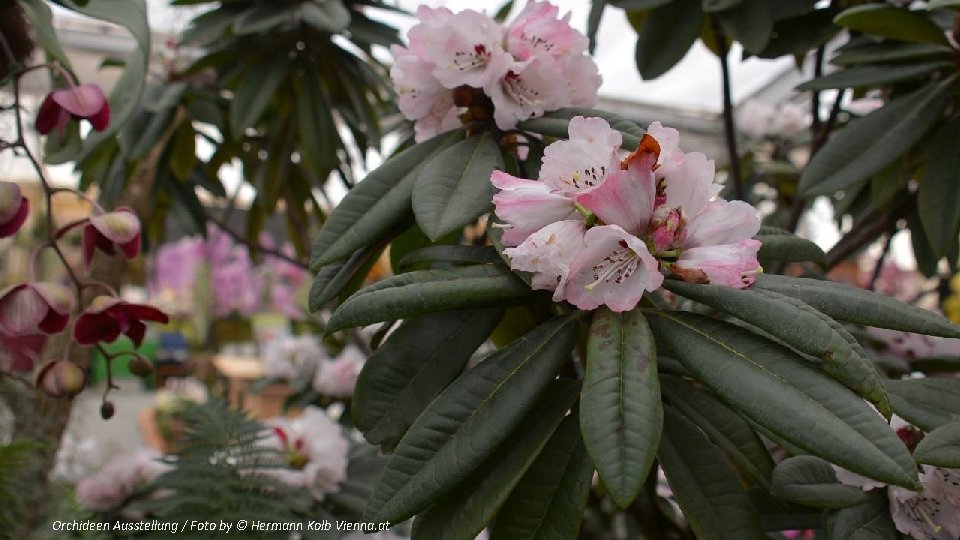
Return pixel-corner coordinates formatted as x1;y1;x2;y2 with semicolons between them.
798;78;954;195
296;69;339;172
398;245;503;268
353;309;504;449
664;281;891;416
929;0;960;8
797;61;949;91
755;228;827;268
326;265;533;333
703;0;745;12
756;7;840;60
413;133;505;241
169;121;197;181
362;315;579;524
831;42;953;65
311;130;464;268
309;242;386;311
913;421;960;467
753;274;960;338
299;0;351;33
834;4;949;45
411;382;580;540
717;0;773;53
658;406;766;540
771;456;869;509
518;108;646;150
580;308;661;508
825;491;898;540
229;56;287;139
634;0;703;80
19;0;73;69
490;412;593;540
660;375;774;489
918;117;960;257
884;379;960;432
646;311;918;489
233;4;297;34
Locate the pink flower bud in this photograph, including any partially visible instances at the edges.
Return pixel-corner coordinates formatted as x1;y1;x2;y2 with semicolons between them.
0;182;29;238
73;296;169;347
35;83;110;136
36;360;86;398
0;282;74;336
82;207;141;265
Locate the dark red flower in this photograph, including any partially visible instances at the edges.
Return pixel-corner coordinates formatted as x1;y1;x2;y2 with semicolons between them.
82;208;141;265
0;332;45;372
35;83;110;136
0;282;74;335
73;296;169;347
0;182;29;238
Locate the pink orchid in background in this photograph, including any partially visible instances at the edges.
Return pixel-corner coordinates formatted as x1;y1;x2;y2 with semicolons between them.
390;1;600;140
0;332;45;372
266;406;349;501
0;182;29;238
73;295;169;347
0;282;74;336
35;83;110;136
82;207;141;265
491;115;762;312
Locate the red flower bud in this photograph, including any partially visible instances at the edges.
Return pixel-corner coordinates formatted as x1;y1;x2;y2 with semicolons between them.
36;360;86;398
82;208;141;265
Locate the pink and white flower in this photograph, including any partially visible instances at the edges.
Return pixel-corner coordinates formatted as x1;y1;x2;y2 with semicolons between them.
490;170;578;247
540;116;622;194
266;406;349;501
0;182;29;238
408;6;509;90
504;220;585;293
82;207;141;266
506;0;588;61
313;345;366;398
0;282;74;336
35;83;110;136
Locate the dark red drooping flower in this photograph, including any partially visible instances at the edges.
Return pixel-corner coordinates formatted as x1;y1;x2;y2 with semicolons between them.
0;282;74;336
73;296;169;347
82;207;141;266
0;182;29;238
35;83;110;136
0;332;45;372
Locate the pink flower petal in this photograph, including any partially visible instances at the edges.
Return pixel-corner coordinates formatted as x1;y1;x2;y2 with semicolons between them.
684;199;760;248
562;225;663;312
540;116;621;193
576;166;655;235
35;94;66;135
0;285;47;335
491;170;577;246
51;83;108;118
504;220;585;292
675;239;761;289
90;208;140;245
0;191;28;238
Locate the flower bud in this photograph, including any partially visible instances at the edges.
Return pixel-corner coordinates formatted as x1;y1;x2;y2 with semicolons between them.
36;361;86;398
128;356;153;378
100;401;115;420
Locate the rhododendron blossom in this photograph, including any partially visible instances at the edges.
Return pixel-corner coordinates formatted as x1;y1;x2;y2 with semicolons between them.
390;1;600;140
491;116;763;312
266;406;349;501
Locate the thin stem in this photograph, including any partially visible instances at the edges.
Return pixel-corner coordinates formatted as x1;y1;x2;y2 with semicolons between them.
711;15;744;201
207;215;308;269
868;227;897;291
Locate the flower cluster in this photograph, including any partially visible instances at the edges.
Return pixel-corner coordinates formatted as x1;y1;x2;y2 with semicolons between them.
262;335;366;399
390;1;601;141
491;116;762;312
835;416;960;540
265;406;350;502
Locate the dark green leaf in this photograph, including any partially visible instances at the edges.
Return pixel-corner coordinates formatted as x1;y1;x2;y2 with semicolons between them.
717;0;773;53
825;491;898;540
771;456;869;509
353;309;504;449
232;4;297;35
929;0;960;8
703;0;745;12
756;7;840;60
580;308;661;508
834;4;950;46
362;315;579;524
918;117;960;257
587;0;606;54
755;228;827;268
907;209;941;277
398;245;503;268
796;62;950;91
663;280;891;417
169;121;197;182
611;0;673;8
489;412;594;540
884;378;960;432
658;406;766;540
752;274;960;338
518;108;647;151
913;421;960;467
326;264;533;333
634;0;703;79
799;78;954;195
299;0;351;33
309;242;387;311
660;375;775;489
411;382;580;540
296;70;339;173
19;0;73;69
229;56;288;139
413;132;505;241
831;42;953;66
646;311;918;489
311;130;465;268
